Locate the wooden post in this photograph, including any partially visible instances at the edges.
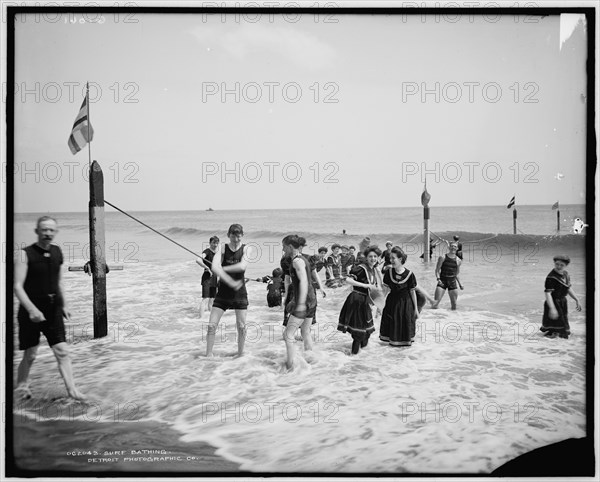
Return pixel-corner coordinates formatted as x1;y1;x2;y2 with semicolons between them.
557;209;560;232
513;208;517;235
89;161;107;338
424;207;430;263
421;184;431;263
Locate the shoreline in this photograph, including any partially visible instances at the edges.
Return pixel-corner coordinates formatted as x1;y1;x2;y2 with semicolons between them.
10;417;242;474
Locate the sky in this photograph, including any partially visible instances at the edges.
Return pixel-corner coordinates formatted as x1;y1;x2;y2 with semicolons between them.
9;9;589;212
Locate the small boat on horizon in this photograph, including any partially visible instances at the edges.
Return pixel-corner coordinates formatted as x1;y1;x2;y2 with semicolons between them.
206;207;214;212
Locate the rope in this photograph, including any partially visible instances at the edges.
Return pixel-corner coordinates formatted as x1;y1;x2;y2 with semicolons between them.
465;234;498;243
516;228;540;242
104;200;204;260
430;232;448;244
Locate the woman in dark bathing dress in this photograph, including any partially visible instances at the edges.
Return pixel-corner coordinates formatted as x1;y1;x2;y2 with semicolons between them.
282;235;318;369
540;254;581;339
380;246;420;347
338;245;382;355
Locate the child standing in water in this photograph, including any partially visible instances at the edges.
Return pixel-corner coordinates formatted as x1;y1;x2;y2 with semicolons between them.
338;246;381;355
380;247;420;347
325;244;344;288
256;268;285;307
196;235;219;318
540;254;581;339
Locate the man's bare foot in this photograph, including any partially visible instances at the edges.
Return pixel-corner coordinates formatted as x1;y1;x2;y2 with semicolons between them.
67;388;86;401
15;384;32;400
431;300;440;309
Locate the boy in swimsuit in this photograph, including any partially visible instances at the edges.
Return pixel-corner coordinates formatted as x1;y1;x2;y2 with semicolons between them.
196;235;219;318
453;235;463;260
205;224;253;357
256;268;285;307
325;244;343;288
346;246;357;271
381;241;393;270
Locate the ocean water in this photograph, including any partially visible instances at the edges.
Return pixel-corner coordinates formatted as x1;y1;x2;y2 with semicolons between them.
11;205;588;473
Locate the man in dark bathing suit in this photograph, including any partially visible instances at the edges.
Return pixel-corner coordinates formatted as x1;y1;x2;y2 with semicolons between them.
14;216;85;400
433;242;463;310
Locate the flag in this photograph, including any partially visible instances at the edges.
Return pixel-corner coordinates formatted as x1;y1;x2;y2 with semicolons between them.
68;90;93;155
506;196;515;209
552;201;559;210
421;184;431;207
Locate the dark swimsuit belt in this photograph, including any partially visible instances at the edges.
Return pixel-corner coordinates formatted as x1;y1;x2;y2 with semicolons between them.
30;293;58;300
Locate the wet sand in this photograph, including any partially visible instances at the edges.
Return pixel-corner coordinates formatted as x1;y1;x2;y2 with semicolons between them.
11;418;242;474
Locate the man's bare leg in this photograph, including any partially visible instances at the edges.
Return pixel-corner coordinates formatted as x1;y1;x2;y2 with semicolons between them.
449;289;459;310
51;342;85;400
206;307;224;356
235;309;247;356
16;346;38;398
433;286;446;308
300;318;313;351
283;316;302;369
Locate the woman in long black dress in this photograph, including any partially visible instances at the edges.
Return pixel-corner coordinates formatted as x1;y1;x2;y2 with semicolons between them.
380;247;420;347
338;245;381;355
540;254;581;339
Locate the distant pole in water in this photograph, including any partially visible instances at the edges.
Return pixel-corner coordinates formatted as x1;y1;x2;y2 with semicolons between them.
507;195;516;234
421;182;431;263
89;161;108;338
553;201;560;232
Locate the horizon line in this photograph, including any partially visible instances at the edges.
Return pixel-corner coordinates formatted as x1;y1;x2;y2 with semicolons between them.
13;202;586;215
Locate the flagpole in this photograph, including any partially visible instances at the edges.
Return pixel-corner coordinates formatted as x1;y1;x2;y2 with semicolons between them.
84;81;107;338
86;82;91;168
421;181;432;263
513;196;517;235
